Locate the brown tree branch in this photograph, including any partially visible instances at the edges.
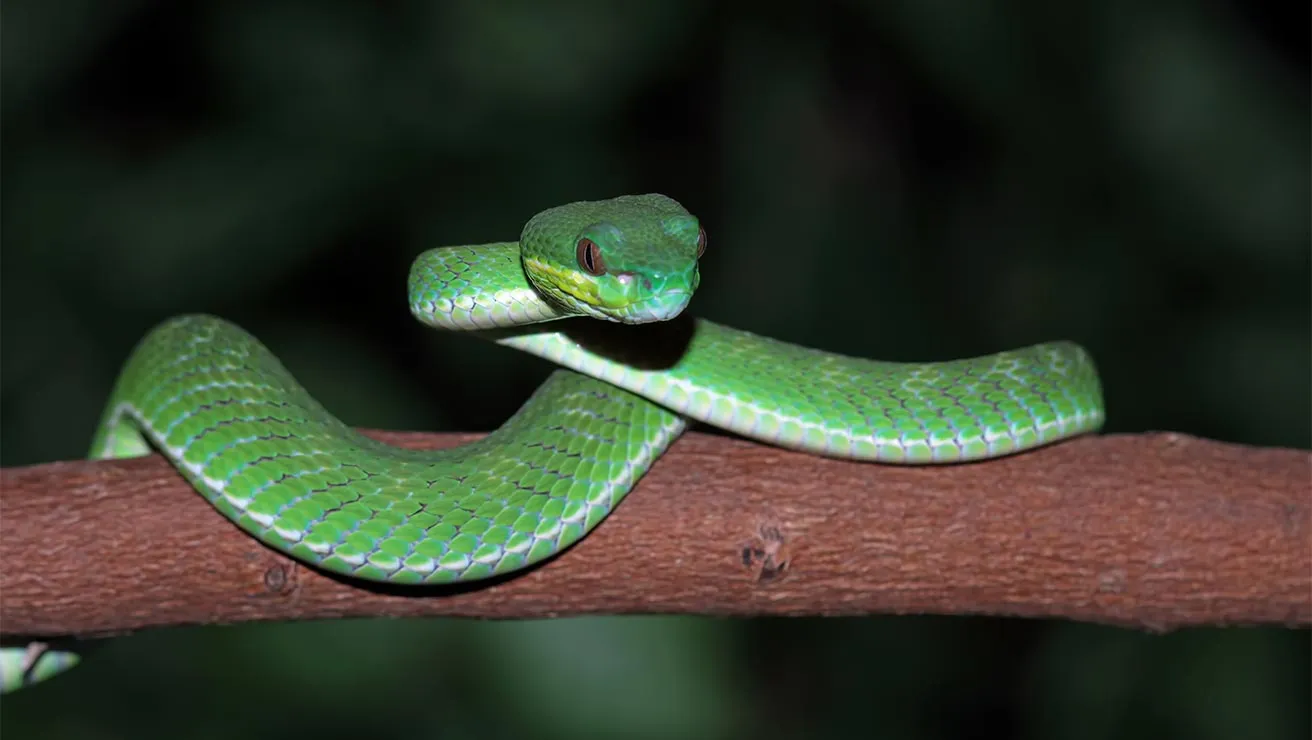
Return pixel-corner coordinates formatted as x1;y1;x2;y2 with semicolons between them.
0;431;1307;641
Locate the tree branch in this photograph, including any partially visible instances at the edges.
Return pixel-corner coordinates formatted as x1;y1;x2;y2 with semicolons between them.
1;431;1307;641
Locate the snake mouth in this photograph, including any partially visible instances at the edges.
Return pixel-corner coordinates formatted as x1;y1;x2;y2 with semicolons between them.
614;290;691;323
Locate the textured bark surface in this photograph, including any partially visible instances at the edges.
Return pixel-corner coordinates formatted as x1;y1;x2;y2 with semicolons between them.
1;431;1307;641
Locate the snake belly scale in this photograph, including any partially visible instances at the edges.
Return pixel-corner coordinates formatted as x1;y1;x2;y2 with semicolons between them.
0;193;1104;690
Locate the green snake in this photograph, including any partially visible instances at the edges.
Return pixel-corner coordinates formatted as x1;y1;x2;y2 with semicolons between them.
0;194;1105;692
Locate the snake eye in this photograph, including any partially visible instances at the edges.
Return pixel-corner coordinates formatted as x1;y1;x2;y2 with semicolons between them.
696;226;707;258
576;237;606;276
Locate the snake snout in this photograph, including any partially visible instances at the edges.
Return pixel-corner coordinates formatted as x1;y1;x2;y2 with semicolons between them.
615;271;653;292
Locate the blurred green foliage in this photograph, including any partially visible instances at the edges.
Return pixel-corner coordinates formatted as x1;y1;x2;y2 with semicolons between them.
1;1;1307;738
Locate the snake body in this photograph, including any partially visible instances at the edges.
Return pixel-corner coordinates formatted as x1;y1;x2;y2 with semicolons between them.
0;194;1104;690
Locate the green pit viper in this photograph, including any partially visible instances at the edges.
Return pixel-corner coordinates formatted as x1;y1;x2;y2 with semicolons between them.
0;194;1105;692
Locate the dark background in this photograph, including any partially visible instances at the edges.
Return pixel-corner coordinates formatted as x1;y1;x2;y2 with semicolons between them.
1;1;1307;738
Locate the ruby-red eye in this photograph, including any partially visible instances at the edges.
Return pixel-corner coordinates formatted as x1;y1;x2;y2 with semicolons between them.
577;238;605;275
696;227;707;258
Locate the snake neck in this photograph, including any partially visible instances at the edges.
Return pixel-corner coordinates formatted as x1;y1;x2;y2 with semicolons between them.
407;242;576;331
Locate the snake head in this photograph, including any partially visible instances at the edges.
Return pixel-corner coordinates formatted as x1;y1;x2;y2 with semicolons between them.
520;194;705;324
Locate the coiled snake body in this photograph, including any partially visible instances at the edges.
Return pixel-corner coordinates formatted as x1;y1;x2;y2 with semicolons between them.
1;194;1105;690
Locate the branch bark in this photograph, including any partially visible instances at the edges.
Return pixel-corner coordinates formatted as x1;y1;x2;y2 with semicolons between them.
1;431;1307;640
